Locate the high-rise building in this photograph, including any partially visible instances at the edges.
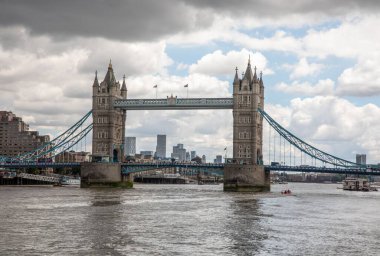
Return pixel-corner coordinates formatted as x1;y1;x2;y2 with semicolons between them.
356;154;366;165
125;137;136;156
0;111;50;158
202;155;206;163
191;151;196;160
214;155;223;163
171;143;186;161
186;152;190;161
156;134;166;159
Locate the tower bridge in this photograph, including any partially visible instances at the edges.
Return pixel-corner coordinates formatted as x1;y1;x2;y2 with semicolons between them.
1;58;378;191
85;58;268;191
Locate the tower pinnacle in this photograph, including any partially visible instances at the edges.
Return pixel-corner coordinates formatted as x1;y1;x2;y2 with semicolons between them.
253;66;257;82
93;70;99;87
233;67;239;84
121;74;127;91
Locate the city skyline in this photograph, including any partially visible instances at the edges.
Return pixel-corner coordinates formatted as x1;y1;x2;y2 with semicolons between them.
0;1;380;163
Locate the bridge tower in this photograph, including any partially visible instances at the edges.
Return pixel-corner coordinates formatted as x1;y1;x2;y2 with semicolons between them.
81;61;131;188
91;61;127;162
224;58;270;191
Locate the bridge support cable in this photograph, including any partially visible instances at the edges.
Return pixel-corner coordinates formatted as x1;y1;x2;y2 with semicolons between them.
36;124;93;159
258;108;362;168
6;110;92;162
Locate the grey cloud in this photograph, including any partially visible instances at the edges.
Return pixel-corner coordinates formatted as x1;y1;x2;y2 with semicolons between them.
2;0;379;42
0;0;213;41
186;0;380;17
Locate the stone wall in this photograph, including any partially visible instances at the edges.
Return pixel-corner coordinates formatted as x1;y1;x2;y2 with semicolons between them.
80;162;132;188
223;164;270;192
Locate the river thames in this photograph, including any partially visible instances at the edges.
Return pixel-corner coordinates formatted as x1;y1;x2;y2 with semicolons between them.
1;183;379;255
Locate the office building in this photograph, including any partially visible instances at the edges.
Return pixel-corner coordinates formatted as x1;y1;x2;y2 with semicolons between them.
202;155;206;163
156;134;166;159
125;137;136;156
214;155;223;163
0;111;50;157
191;151;196;160
356;154;366;165
171;143;186;161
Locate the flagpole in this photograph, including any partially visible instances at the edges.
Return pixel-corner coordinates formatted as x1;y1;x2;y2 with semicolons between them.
153;85;158;99
184;84;189;98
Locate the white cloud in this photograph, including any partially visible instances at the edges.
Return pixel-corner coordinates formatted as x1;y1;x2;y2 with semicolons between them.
188;49;273;77
264;96;380;163
286;58;323;79
336;55;380;96
275;79;335;96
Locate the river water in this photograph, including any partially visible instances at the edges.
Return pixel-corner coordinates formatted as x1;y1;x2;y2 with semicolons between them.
0;183;379;256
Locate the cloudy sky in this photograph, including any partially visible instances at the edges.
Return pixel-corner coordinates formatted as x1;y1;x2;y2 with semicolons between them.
1;0;380;163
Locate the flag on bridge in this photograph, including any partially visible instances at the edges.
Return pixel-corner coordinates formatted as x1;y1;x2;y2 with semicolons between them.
224;147;227;151
153;85;158;88
184;84;188;87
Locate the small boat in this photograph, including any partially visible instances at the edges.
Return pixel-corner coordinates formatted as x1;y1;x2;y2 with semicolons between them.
59;176;80;186
281;189;291;194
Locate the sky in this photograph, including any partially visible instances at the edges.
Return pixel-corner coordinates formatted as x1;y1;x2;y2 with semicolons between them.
1;0;380;163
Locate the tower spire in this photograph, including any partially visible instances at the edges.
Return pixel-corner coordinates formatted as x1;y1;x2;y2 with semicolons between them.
93;70;99;87
121;74;127;90
233;67;239;84
253;66;257;82
259;71;264;86
103;60;116;87
243;56;254;82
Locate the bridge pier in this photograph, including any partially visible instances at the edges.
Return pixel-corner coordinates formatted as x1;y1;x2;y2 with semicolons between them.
80;162;133;188
223;164;270;192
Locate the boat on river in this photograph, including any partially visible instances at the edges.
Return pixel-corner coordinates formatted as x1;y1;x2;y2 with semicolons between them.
59;176;80;186
342;178;377;191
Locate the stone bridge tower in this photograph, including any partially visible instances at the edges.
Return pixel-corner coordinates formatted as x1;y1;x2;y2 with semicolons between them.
91;61;127;162
224;58;270;192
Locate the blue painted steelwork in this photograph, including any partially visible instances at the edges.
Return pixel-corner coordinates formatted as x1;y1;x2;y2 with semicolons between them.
121;162;380;176
121;162;224;175
0;162;81;168
258;108;362;168
265;165;380;176
114;97;233;110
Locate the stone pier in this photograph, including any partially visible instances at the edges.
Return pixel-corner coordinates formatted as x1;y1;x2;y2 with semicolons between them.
80;162;133;188
223;164;270;192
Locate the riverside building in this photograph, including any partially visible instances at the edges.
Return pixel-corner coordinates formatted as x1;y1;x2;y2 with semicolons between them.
0;111;50;157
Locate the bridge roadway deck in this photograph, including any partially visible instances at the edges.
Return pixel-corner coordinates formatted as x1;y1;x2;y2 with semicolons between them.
1;162;380;176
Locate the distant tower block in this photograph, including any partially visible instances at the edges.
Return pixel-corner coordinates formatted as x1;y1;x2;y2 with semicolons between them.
91;61;127;163
224;58;270;191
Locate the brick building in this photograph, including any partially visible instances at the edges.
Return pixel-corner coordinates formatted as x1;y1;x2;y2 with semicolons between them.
0;111;50;158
